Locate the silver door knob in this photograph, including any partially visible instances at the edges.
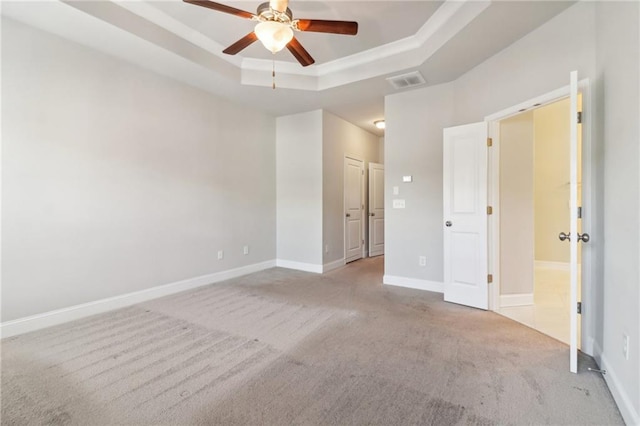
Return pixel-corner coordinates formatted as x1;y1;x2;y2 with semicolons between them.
559;232;570;241
445;221;452;227
578;233;590;243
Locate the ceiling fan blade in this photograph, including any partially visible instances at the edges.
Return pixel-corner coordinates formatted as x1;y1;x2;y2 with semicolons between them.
183;0;255;20
223;32;259;55
286;37;315;67
269;0;288;13
295;19;358;35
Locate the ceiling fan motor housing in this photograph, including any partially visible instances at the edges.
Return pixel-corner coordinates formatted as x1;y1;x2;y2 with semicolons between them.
257;2;293;22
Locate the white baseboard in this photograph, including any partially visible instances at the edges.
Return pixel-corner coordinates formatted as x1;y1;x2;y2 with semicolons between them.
383;275;444;293
499;293;534;307
0;260;276;339
535;260;571;271
276;259;323;273
593;341;640;426
323;258;346;273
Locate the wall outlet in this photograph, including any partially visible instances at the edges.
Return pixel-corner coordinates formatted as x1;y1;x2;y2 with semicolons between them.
623;333;630;360
419;256;427;267
217;250;224;260
243;246;249;255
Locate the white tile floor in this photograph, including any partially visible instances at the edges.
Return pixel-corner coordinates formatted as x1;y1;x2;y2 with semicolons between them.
498;267;580;346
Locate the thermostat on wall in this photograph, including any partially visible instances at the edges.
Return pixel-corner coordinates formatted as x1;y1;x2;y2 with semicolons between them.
402;176;413;182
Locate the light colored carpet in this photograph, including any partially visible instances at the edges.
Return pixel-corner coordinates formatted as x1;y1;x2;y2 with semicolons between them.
1;257;623;425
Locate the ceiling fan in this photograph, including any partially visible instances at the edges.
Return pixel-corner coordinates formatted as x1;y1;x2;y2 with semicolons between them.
183;0;358;67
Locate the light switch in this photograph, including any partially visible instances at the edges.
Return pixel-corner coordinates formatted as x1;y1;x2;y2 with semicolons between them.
393;186;399;195
393;199;405;209
402;176;413;182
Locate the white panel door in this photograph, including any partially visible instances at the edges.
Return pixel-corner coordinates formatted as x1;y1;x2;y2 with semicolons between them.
345;157;364;263
368;163;385;257
443;122;489;310
568;70;580;373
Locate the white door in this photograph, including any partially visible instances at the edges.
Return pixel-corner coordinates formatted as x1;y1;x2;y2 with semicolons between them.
568;70;581;373
443;122;489;310
368;163;385;257
345;157;364;263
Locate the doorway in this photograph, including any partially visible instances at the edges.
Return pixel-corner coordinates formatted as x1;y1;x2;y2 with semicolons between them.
496;97;582;347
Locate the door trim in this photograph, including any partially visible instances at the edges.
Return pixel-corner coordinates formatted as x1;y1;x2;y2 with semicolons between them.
484;79;594;356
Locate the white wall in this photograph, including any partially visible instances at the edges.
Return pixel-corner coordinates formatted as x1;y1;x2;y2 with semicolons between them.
384;83;454;285
276;110;323;268
595;2;640;423
499;112;534;296
322;111;379;265
1;18;276;322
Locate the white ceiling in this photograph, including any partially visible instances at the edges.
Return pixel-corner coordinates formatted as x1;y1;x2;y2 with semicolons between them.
2;0;574;136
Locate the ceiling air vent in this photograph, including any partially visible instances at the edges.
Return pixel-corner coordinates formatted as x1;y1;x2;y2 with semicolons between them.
386;71;426;90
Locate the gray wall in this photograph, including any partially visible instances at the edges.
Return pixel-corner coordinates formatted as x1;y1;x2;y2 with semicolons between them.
1;18;276;322
384;83;454;281
275;110;323;266
596;1;640;419
322;111;379;264
276;110;379;268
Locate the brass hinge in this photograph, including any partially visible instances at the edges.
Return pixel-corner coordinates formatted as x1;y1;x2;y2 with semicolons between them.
487;137;493;147
577;112;582;124
488;274;493;283
487;206;493;215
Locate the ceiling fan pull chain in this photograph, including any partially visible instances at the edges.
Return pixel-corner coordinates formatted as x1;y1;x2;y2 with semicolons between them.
272;59;276;90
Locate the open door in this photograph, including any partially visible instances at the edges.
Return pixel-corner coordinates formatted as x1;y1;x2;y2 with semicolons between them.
443;122;489;310
567;70;581;373
368;163;385;257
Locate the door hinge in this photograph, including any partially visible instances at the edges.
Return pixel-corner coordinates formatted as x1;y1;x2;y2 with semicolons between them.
577;112;582;124
577;206;583;219
577;302;582;314
362;239;364;244
487;137;493;147
487;206;493;215
488;274;493;284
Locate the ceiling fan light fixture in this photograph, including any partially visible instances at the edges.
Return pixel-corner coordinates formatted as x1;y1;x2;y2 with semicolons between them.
255;21;294;53
374;120;386;129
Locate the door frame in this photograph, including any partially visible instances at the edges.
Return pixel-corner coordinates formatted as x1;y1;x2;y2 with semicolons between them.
344;155;366;261
484;80;594;356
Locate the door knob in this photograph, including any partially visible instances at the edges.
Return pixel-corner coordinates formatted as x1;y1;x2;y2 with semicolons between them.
559;232;590;243
369;213;375;217
445;221;452;227
346;213;351;218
